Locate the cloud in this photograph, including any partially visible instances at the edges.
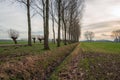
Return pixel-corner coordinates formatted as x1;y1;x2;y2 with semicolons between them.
81;20;120;40
81;0;120;40
82;20;120;29
82;0;120;26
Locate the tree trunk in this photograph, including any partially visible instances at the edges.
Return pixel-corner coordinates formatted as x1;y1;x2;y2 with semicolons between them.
13;38;17;44
62;22;64;42
62;14;67;45
69;27;71;43
39;39;42;43
27;0;32;46
52;18;56;44
64;25;67;45
51;2;56;44
44;0;50;50
57;0;61;47
33;38;36;43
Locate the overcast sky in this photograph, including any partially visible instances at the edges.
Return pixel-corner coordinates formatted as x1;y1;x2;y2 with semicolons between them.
82;0;120;40
0;0;120;40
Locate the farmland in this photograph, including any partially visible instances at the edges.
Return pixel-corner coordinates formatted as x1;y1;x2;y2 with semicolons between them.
1;0;120;80
81;42;120;54
50;42;120;80
79;42;120;80
0;42;120;80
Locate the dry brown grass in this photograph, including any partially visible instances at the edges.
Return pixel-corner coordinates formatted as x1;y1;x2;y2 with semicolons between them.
0;43;78;80
50;44;83;80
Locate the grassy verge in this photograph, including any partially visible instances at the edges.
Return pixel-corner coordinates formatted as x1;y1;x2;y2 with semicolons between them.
0;42;65;68
0;43;78;80
0;41;65;54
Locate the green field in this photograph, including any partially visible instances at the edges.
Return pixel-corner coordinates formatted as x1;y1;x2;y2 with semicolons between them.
0;41;65;55
79;42;120;80
81;42;120;54
0;41;65;65
0;40;27;44
0;43;56;54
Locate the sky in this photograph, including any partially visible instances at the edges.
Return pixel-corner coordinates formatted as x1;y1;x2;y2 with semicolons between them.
81;0;120;40
0;0;120;40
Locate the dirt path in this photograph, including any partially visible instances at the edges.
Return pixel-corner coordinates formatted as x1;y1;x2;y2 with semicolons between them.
58;53;84;80
50;44;85;80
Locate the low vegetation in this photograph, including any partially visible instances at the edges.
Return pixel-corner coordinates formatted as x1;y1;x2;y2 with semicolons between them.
79;42;120;80
0;40;27;45
0;42;120;80
50;44;83;80
81;42;120;54
49;42;120;80
0;41;65;64
0;43;78;80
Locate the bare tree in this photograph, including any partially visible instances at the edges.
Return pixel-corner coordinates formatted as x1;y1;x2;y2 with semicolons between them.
112;29;120;42
60;0;84;43
61;0;69;45
50;1;56;44
84;31;95;41
32;0;50;49
115;30;120;41
55;0;62;47
112;30;118;42
27;0;32;46
44;0;50;49
37;35;44;43
32;35;36;43
8;29;19;44
2;0;32;46
13;0;33;46
32;0;84;47
84;31;89;41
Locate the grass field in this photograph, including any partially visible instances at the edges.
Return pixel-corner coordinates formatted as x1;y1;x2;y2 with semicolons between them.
0;41;64;55
81;42;120;54
0;40;27;44
0;41;65;65
79;42;120;80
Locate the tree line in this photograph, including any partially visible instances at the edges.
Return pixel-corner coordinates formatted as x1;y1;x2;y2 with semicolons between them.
2;0;85;49
84;30;120;42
